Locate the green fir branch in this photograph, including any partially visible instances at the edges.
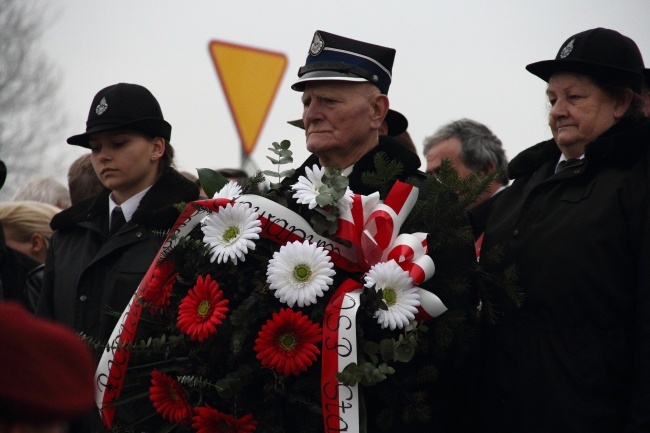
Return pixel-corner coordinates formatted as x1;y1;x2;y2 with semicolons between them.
360;152;404;197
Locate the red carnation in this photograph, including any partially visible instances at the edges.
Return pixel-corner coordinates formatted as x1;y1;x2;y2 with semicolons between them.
149;370;193;423
177;274;229;342
253;308;322;376
192;404;258;433
141;259;178;313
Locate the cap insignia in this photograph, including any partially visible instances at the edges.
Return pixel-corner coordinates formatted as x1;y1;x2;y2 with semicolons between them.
309;32;325;56
560;39;574;58
95;97;108;116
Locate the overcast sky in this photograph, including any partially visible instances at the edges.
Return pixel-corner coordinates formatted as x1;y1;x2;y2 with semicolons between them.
39;0;650;184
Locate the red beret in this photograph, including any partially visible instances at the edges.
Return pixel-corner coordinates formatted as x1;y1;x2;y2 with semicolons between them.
0;302;96;422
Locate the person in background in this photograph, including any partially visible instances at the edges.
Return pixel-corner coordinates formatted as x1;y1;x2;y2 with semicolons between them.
12;177;71;210
217;167;249;188
377;108;417;154
0;161;41;311
478;28;650;432
36;82;200;430
423;118;508;204
0;201;60;264
0;201;60;312
67;153;106;205
286;30;477;433
0;301;95;433
422;118;509;255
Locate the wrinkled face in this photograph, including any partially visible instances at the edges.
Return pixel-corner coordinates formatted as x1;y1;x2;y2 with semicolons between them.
88;130;164;204
547;72;625;157
301;81;384;168
425;137;474;178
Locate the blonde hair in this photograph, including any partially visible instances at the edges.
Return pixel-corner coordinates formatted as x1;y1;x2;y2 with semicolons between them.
0;201;60;247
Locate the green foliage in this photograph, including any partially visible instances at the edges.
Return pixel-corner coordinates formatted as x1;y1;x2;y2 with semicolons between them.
336;320;428;389
263;140;295;190
360;153;404;197
244;170;266;194
336;361;395;387
197;167;230;198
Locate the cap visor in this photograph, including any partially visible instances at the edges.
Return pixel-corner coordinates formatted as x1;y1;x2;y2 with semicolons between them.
291;70;367;91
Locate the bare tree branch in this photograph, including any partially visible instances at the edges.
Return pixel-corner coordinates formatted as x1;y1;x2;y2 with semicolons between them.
0;0;68;200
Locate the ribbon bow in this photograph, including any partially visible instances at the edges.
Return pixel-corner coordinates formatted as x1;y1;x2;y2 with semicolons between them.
337;181;436;287
322;181;447;433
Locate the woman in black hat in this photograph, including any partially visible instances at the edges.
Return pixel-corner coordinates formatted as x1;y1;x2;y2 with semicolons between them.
477;28;650;432
36;83;199;430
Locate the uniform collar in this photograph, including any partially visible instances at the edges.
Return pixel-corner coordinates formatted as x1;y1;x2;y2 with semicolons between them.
108;186;152;223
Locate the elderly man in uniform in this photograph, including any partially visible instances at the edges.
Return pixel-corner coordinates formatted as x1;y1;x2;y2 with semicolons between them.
286;30;479;433
287;30;424;195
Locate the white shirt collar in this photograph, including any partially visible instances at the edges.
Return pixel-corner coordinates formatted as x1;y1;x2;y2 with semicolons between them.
557;154;585;164
108;186;152;223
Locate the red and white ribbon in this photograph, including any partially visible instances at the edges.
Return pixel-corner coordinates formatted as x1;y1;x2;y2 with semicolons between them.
322;280;364;433
322;181;446;432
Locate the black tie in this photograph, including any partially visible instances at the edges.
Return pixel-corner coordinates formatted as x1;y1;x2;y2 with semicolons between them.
110;206;126;236
555;158;583;174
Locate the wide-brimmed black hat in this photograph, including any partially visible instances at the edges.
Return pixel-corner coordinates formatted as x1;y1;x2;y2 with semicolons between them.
526;28;645;93
287;108;408;137
292;30;396;95
67;83;172;148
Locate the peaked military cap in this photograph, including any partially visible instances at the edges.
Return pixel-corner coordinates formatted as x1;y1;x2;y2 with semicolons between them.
292;30;396;94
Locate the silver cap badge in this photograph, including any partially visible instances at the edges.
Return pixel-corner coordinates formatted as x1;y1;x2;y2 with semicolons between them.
95;97;108;116
309;32;325;56
559;39;574;59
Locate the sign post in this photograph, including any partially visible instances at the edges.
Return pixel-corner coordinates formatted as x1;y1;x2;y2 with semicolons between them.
209;40;288;167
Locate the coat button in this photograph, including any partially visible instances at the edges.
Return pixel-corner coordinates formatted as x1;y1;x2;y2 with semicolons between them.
136;231;143;238
79;295;88;302
513;229;519;237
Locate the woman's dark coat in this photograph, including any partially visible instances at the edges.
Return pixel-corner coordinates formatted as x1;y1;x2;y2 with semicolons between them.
36;169;199;344
479;117;650;433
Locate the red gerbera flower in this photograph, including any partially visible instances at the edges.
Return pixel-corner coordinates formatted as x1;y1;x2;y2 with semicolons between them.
177;274;229;342
192;404;258;433
253;308;322;376
149;369;193;423
141;259;178;313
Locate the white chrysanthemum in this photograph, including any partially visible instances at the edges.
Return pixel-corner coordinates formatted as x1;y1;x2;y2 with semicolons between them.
213;181;242;199
291;164;354;212
364;260;420;330
266;240;336;307
291;165;325;209
202;202;262;264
